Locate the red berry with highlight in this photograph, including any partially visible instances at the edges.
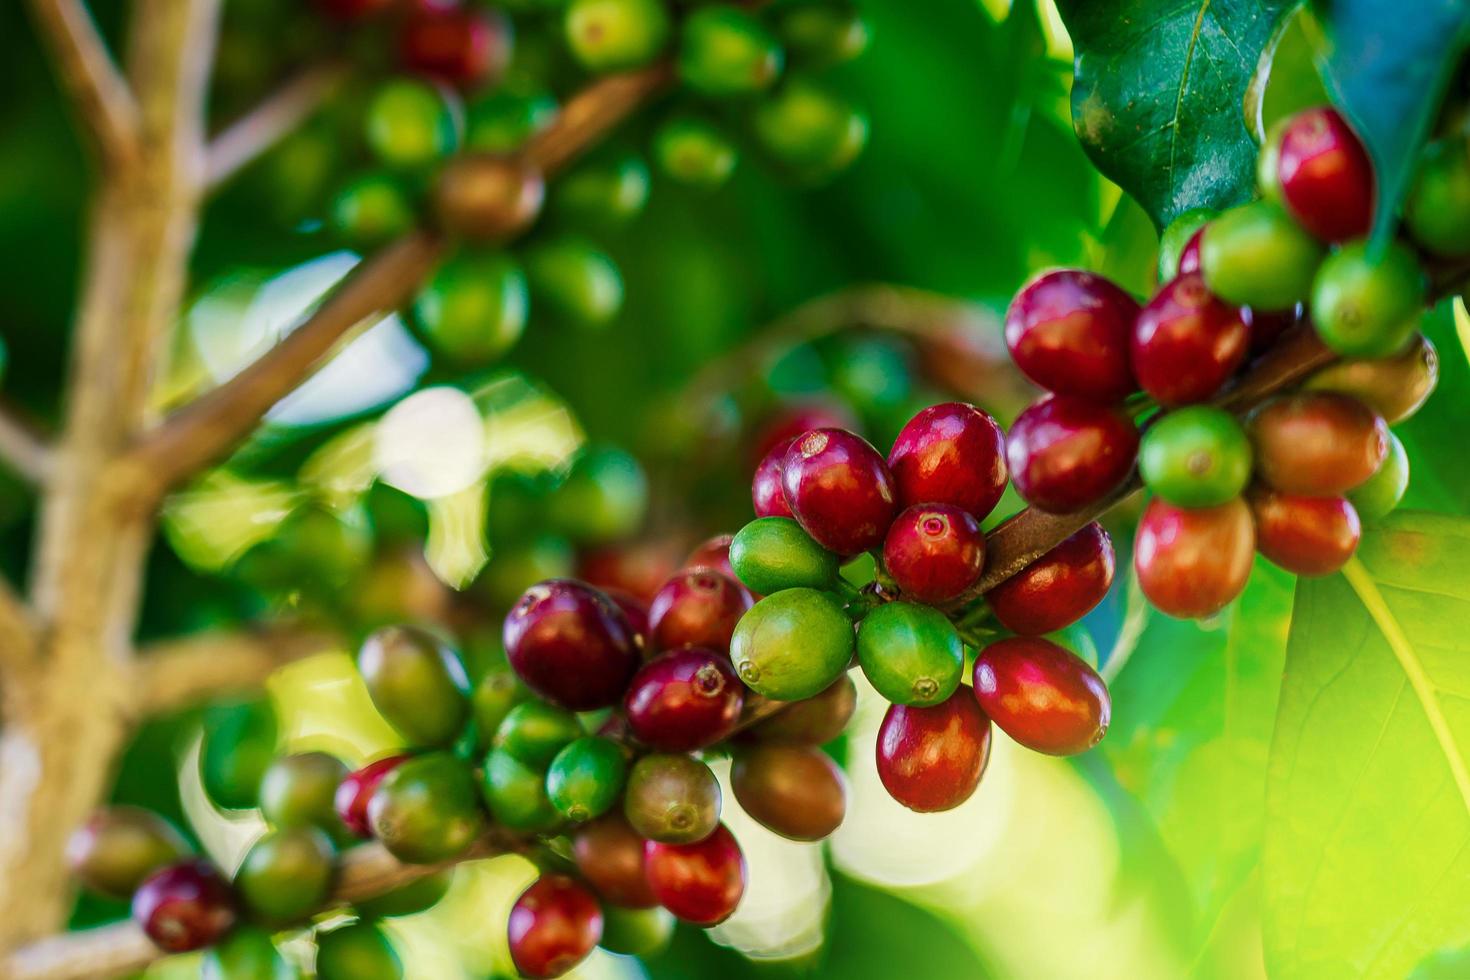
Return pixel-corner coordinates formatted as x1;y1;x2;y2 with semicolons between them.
1132;273;1249;406
1177;227;1205;277
986;523;1114;635
751;439;795;518
1135;497;1255;619
1006;396;1139;513
886;402;1007;519
685;535;737;579
1276;107;1375;242
131;859;237;953
647;569;752;653
1004;270;1139;403
335;754;412;839
875;690;991;813
1249;489;1361;576
400;9;513;89
751;403;857;464
624;647;744;751
507;874;603;980
573;815;657;908
643;824;746;925
883;503;985;604
1248;392;1388;496
781;428;898;555
504;580;640;710
972;637;1110;756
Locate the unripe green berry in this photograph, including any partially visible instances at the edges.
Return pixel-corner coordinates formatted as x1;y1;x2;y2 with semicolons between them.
565;0;670;72
329;174;416;251
729;516;840;594
1405;137;1470;257
234;827;335;926
200;697;278;811
1310;241;1425;357
495;700;584;767
1200;201;1324;310
752;78;868;182
482;748;562;832
524;236;625;329
354;868;454;918
203;926;298;980
552;152;650;228
466;90;558;154
413;252;528;364
855;601;963;706
357;626;472;748
774;0;870;69
654;116;739;188
730;587;853;700
316;922;403;980
1139;406;1253;508
547;736;628;822
259;752;349;833
369;752;486;863
678;6;783;96
600;905;675;956
1157;207;1214;282
546;445;647;543
365;79;460;170
1348;429;1409;522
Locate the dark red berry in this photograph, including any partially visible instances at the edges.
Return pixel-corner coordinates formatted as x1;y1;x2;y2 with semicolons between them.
972;637;1110;756
1248;392;1388;496
572;815;657;908
400;10;513;89
684;534;737;578
1177;227;1205;277
131;860;237;953
886;402;1008;519
504;580;640;710
986;523;1114;635
577;543;679;602
1249;488;1361;576
1277;107;1375;242
1004;270;1139;403
643;824;746;925
647;569;752;653
508;874;603;979
624;648;744;751
751;439;795;518
750;674;856;745
1244;303;1304;353
875;690;991;813
751;403;857;465
1132;273;1249;406
1005;396;1138;513
603;588;650;648
1135;497;1255;619
335;754;412;839
731;744;847;841
883;503;985;604
781;428;898;555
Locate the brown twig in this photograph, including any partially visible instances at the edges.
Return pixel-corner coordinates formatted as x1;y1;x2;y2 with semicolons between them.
205;63;349;190
0;405;53;485
130;625;340;718
22;0;141;165
523;61;674;175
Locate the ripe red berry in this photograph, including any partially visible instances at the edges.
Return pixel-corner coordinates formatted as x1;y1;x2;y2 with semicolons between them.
400;10;513;89
1005;396;1139;513
1177;227;1205;277
577;542;679;602
781;428;898;555
972;637;1110;756
1005;270;1140;403
603;588;651;648
986;523;1114;635
751;403;858;464
886;402;1008;519
751;439;795;518
1135;497;1255;619
684;534;738;579
749;674;856;745
1244;303;1304;353
1132;273;1250;405
1276;107;1375;242
875;690;992;813
573;815;658;908
624;648;744;751
335;754;412;839
1248;392;1388;496
131;859;237;953
504;580;640;710
508;875;604;979
1249;489;1361;576
643;824;747;925
883;503;985;604
647;568;752;653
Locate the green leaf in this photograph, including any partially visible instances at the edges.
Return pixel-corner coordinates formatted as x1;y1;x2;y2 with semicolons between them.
1265;511;1470;978
1057;0;1294;229
1305;0;1470;242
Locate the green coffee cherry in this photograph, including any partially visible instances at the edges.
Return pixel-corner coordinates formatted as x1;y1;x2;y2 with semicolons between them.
200;697;278;810
601;905;675;956
203;926;299;980
623;753;721;843
1200;201;1324;310
413;252;529;364
654;116;739;188
1257;117;1287;203
234;827;335;926
546;445;647;543
369;752;486;863
495;700;584;767
729;517;840;594
1349;430;1409;522
466;90;559;154
358;626;472;747
68;806;193;901
1157;207;1215;283
547;736;628;822
855;601;963;706
678;6;783;96
774;0;869;68
472;669;528;748
730;587;853;700
354;868;455;918
565;0;671;72
552;151;651;228
1405;138;1470;257
524;236;625;328
752;78;868;182
365;79;460;170
259;752;349;833
1138;406;1253;508
329;174;416;251
316;922;403;980
481;747;563;832
477;534;575;609
1311;241;1426;358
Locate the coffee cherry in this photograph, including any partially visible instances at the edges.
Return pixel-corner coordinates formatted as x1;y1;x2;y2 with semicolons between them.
329;173;415;250
400;9;513;88
573;814;658;908
1257;116;1287;203
358;626;471;747
354;869;453;918
235;827;335;926
413;252;528;364
883;503;984;604
524;235;625;328
1303;332;1438;424
654;116;739;188
260;752;349;833
972;637;1110;756
1006;396;1139;513
1249;489;1361;576
552;151;651;229
601;905;675;957
1158;208;1214;283
752;439;796;518
625;648;744;751
548;445;648;544
685;534;738;578
203;926;295;980
752;78;868;182
876;690;991;813
132;859;237;953
1004;270;1139;403
624;753;721;844
774;0;869;68
497;701;585;767
1134;497;1255;619
647;569;752;653
433;155;545;243
781;428;897;554
467;90;558;154
1310;241;1426;358
1275;107;1375;242
886;401;1007;518
369;752;486;863
643;824;747;925
1406;137;1470;256
482;748;562;832
1349;430;1409;522
731;744;846;841
365;79;460;171
316;922;402;980
1200;201;1324;311
730;587;854;700
1248;392;1388;495
750;674;856;744
336;755;411;839
473;669;528;750
730;516;839;595
509;875;604;979
752;402;859;463
1132;273;1249;406
546;737;628;823
565;0;671;72
986;523;1114;635
67;806;191;901
1243;303;1304;353
504;580;640;710
1138;406;1253;508
678;6;783;96
200;697;278;811
856;602;964;706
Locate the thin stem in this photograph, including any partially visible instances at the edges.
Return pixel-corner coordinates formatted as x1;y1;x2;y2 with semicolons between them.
205;63;349;190
0;404;53;485
22;0;141;165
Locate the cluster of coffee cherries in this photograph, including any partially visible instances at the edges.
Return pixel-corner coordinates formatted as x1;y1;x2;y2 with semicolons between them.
1002;104;1441;619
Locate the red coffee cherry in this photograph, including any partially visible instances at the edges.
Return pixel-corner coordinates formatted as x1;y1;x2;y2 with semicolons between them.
507;875;603;980
603;588;650;649
1005;396;1139;513
504;580;640;710
1249;488;1361;576
624;648;744;751
643;824;747;926
883;503;985;604
1135;497;1255;619
647;568;752;653
1004;270;1139;403
731;744;847;842
1276;107;1375;242
684;534;737;578
875;690;992;813
131;859;237;953
1177;226;1205;277
335;754;412;839
986;523;1114;635
400;9;513;89
1132;273;1250;406
886;402;1008;519
572;814;657;908
781;428;898;555
1244;303;1304;353
1248;392;1388;496
751;402;858;464
751;438;795;518
972;637;1110;756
